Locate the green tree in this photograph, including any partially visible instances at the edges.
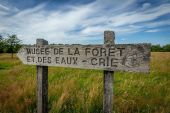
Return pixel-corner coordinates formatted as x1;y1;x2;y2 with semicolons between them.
0;35;6;53
151;45;162;52
162;44;170;52
6;34;22;58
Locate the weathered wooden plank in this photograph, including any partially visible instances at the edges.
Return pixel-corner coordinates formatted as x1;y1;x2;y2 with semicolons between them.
36;39;48;113
17;43;151;72
103;31;114;113
104;70;114;113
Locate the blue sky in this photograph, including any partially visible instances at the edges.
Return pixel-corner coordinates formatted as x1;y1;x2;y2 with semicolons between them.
0;0;170;45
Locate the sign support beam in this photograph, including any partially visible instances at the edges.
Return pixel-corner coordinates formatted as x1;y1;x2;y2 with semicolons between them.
36;39;48;113
103;31;114;113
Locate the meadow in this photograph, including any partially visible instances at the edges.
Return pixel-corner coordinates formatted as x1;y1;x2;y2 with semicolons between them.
0;52;170;113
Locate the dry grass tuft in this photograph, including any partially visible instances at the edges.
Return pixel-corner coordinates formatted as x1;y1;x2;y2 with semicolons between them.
0;53;170;113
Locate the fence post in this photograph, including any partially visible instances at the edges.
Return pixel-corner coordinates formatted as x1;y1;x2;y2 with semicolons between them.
36;39;48;113
103;31;114;113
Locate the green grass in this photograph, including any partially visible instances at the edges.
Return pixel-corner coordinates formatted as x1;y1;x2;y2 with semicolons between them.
0;53;170;113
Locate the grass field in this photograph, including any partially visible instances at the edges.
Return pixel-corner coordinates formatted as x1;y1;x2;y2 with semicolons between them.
0;53;170;113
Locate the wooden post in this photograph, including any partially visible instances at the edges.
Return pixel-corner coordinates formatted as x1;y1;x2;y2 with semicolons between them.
103;31;114;113
36;39;48;113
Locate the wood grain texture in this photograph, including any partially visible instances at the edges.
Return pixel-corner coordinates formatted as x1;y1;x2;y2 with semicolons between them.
17;43;151;72
36;39;48;113
103;31;114;113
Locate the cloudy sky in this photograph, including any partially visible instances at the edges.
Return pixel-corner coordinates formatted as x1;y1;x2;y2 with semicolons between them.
0;0;170;45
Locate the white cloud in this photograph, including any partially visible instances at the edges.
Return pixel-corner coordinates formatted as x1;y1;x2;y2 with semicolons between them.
0;3;95;44
143;20;170;28
0;0;170;44
146;29;160;33
0;4;9;11
110;4;170;26
0;2;19;15
142;3;151;10
121;38;126;41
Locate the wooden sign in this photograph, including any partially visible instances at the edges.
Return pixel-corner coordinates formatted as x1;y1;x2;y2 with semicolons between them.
17;43;151;72
17;31;151;113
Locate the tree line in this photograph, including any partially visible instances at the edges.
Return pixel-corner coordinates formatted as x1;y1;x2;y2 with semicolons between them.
151;44;170;52
0;34;21;58
0;34;170;58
